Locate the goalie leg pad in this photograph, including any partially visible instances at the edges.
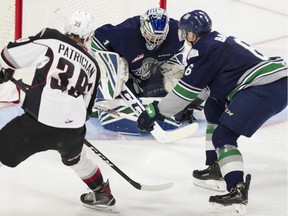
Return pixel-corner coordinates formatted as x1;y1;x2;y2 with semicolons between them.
94;98;180;134
99;110;179;134
100;114;141;135
94;51;128;99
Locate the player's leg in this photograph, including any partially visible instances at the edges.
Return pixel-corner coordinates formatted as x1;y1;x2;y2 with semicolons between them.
57;126;116;211
0;113;50;167
206;117;248;214
192;97;226;191
69;148;116;212
209;77;287;214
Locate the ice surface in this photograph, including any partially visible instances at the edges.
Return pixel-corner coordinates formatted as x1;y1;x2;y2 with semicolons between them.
0;0;287;215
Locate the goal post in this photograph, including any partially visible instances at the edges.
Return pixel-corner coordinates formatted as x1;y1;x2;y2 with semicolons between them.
159;0;167;9
14;0;22;41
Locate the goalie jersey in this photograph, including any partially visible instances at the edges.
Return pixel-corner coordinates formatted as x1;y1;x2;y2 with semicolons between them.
91;16;185;97
0;28;100;128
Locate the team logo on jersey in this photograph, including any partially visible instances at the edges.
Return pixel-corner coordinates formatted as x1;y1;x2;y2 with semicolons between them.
225;108;234;116
133;57;158;80
65;119;74;124
131;54;144;63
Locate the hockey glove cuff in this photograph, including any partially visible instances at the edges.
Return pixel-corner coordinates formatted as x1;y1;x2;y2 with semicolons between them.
0;68;15;84
137;101;165;132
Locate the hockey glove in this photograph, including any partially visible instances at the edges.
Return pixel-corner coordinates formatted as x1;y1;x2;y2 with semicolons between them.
174;108;195;124
174;99;204;124
0;67;15;84
137;101;165;132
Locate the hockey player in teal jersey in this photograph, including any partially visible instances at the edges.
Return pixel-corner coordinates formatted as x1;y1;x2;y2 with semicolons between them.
136;9;287;215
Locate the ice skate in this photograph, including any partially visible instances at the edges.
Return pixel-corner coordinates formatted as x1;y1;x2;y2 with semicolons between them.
193;161;226;191
208;174;251;215
80;180;117;213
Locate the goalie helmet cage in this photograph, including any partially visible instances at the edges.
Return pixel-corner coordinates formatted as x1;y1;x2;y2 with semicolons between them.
0;0;167;49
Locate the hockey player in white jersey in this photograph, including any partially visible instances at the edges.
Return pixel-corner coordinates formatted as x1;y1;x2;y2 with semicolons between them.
0;10;116;211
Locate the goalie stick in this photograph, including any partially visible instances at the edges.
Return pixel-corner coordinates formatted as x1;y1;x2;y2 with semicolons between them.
120;85;199;143
10;77;173;191
94;103;199;143
94;104;138;121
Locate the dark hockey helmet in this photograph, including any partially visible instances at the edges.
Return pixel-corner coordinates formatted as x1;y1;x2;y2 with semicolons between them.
178;10;212;41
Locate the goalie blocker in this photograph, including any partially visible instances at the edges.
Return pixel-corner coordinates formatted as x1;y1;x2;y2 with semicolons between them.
93;51;185;135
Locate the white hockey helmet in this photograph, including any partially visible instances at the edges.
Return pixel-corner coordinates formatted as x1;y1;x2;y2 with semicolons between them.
140;7;170;50
64;10;94;40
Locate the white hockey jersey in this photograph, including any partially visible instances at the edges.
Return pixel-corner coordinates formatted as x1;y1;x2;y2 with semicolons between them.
0;82;19;103
0;28;100;128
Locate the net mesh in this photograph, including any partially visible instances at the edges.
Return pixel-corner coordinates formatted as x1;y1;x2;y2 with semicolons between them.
0;0;160;49
0;1;16;49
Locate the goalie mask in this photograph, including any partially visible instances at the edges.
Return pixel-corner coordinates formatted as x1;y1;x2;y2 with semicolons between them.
64;10;94;40
140;8;170;51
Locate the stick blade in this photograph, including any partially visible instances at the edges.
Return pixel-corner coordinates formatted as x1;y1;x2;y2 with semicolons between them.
139;182;174;191
153;122;199;144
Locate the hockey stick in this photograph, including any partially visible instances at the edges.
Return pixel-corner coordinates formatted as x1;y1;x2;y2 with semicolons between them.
93;104;137;121
95;100;199;143
83;139;173;191
10;77;173;191
120;85;199;143
95;102;203;123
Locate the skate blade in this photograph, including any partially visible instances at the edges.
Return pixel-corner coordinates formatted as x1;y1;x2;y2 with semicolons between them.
208;202;247;215
193;178;226;192
83;203;119;213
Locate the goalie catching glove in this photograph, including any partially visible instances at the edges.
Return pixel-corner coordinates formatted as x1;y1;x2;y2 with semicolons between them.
137;101;165;132
0;65;15;84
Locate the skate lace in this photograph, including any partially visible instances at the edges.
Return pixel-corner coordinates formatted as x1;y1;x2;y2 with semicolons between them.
215;185;238;198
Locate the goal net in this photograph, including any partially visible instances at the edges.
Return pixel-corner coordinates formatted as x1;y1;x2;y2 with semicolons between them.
0;0;166;103
0;0;166;49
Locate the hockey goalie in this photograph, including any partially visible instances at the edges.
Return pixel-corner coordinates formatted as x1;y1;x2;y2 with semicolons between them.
93;50;187;135
90;8;192;135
